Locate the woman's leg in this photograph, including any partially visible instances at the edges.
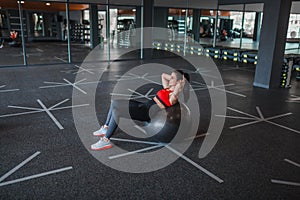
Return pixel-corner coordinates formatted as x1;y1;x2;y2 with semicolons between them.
93;103;113;135
105;111;118;139
91;101;120;150
104;103;113;126
104;100;127;139
91;99;155;150
128;99;155;122
105;99;155;139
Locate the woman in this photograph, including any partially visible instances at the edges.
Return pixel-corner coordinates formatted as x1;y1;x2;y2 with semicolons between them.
91;70;190;150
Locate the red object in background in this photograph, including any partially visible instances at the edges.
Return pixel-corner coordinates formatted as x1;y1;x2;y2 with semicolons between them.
10;31;18;39
222;29;228;36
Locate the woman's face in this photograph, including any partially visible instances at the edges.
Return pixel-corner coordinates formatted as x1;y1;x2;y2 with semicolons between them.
169;72;178;86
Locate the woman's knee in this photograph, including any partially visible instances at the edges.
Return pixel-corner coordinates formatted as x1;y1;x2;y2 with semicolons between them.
111;100;123;110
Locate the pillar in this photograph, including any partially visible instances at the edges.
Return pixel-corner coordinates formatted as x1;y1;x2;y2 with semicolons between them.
253;12;262;42
143;0;154;58
154;7;168;28
192;9;201;42
136;6;142;28
89;4;99;49
253;0;292;88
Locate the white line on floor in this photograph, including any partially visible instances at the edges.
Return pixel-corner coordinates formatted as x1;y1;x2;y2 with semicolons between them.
265;112;293;121
191;81;246;98
0;152;41;183
230;120;262;129
256;106;264;119
184;133;209;141
219;106;300;133
8;105;43;111
285;100;300;104
43;81;66;85
213;87;246;97
0;110;44;118
54;56;68;63
0;99;88;130
110;137;162;146
74;65;95;74
35;48;44;52
37;99;64;130
0;89;20;93
284;159;300;168
49;99;69;110
227;107;260;119
51;104;89;111
128;89;152;100
63;78;87;94
0;167;73;187
40;79;101;94
215;115;255;120
109;137;223;183
134;125;147;135
109;145;163;159
165;145;224;183
266;120;300;134
271;179;300;187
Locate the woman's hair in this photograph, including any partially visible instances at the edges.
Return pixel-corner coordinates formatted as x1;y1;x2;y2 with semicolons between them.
174;69;190;102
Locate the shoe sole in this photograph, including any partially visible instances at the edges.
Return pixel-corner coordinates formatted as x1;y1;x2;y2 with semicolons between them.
93;133;106;137
91;144;112;151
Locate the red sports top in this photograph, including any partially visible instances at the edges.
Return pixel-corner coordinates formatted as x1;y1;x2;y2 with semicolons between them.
155;88;173;107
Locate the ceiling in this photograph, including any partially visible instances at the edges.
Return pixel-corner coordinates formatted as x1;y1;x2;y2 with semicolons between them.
0;1;88;11
0;0;300;14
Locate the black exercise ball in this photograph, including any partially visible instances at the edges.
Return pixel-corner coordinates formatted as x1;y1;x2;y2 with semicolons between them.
144;102;192;143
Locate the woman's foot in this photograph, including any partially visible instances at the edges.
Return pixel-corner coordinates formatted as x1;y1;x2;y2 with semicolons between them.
91;137;112;150
93;125;108;136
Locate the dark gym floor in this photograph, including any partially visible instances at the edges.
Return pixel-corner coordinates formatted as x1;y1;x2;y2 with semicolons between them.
0;42;92;66
0;49;300;199
1;40;300;67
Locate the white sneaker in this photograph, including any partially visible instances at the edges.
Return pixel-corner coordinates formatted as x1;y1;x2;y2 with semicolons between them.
91;138;112;150
93;126;107;136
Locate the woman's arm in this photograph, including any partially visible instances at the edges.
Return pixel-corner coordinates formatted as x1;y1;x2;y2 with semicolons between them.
169;79;185;105
161;73;171;89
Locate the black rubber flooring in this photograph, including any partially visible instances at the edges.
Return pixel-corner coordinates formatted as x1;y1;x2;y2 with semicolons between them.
0;53;299;199
0;42;91;66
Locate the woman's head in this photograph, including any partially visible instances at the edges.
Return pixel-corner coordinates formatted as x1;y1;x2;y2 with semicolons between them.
171;69;190;82
170;70;190;85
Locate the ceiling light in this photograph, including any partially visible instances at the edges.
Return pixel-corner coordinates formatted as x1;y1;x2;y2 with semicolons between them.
17;1;24;4
182;9;186;12
132;9;136;12
46;3;51;6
